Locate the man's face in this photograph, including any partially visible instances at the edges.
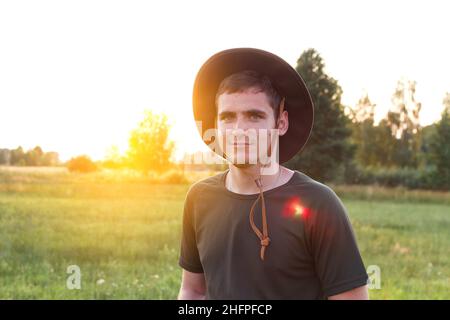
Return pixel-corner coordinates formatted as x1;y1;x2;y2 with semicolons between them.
216;88;281;167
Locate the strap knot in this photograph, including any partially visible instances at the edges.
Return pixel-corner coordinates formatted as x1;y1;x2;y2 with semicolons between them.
260;237;270;247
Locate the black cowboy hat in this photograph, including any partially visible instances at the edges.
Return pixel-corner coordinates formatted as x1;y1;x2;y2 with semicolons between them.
192;47;314;164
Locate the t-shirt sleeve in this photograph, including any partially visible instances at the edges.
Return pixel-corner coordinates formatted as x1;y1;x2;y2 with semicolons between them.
305;186;368;298
178;185;204;273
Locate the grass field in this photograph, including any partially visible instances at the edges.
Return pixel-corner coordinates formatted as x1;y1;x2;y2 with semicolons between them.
0;166;449;299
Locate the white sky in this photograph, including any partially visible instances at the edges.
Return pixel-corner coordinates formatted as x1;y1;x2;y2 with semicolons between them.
0;0;449;161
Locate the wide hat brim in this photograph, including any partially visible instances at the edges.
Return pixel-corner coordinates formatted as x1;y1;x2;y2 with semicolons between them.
192;47;314;164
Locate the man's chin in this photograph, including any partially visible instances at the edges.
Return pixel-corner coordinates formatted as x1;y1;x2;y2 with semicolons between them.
227;156;258;168
223;151;261;168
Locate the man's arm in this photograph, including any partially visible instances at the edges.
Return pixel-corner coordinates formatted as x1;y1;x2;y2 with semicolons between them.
177;269;207;300
328;284;369;300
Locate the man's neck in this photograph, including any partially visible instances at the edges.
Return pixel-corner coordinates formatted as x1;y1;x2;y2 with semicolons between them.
225;163;294;195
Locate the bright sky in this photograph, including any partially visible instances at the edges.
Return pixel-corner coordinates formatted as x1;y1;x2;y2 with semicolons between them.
0;0;449;161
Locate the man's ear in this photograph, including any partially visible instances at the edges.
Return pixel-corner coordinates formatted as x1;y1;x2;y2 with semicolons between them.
277;110;289;136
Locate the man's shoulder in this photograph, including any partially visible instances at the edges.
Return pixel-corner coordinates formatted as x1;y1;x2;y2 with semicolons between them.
185;170;227;200
290;170;337;196
290;170;344;211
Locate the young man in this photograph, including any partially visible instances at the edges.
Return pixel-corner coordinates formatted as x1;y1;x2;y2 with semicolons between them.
178;48;369;300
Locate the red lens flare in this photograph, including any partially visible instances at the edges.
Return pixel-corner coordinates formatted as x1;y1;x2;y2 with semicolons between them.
282;197;311;220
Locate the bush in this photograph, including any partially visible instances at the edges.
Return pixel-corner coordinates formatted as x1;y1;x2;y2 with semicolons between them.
343;163;448;190
67;155;98;173
159;170;188;184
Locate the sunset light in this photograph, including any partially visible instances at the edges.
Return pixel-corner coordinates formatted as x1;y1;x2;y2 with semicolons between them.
1;0;449;161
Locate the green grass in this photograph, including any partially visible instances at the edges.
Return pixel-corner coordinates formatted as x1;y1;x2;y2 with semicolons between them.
0;166;449;299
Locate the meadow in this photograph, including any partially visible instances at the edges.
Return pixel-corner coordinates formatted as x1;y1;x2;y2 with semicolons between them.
0;166;448;299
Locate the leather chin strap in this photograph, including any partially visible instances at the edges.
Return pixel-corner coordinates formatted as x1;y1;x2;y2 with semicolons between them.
249;177;270;261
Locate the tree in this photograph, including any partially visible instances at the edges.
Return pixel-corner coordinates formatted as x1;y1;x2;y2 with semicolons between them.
348;93;380;167
428;92;450;189
285;49;354;182
348;91;375;124
126;110;174;174
25;146;44;166
10;146;25;166
372;119;398;167
0;149;11;165
41;152;60;166
385;79;422;167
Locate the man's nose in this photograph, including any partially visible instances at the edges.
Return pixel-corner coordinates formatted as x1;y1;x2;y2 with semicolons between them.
232;116;249;131
230;121;254;142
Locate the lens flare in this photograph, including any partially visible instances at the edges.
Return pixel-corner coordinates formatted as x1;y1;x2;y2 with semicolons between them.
282;197;310;220
294;204;303;216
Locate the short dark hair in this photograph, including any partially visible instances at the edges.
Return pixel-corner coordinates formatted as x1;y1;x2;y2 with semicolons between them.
214;70;282;121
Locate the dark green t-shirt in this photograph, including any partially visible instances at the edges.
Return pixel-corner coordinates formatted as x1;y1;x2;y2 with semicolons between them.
178;169;368;299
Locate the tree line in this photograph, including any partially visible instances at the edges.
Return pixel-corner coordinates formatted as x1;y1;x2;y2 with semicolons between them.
1;49;448;190
285;49;450;190
0;146;59;166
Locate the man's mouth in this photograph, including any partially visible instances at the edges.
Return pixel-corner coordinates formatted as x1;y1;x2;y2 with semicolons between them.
229;142;254;147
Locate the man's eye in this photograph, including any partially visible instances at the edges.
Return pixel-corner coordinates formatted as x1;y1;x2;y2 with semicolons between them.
249;114;263;120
